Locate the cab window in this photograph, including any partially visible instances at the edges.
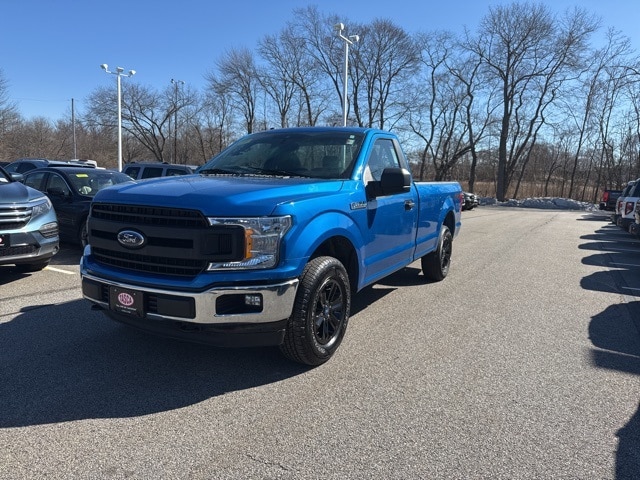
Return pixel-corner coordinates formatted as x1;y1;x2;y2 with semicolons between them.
364;139;401;183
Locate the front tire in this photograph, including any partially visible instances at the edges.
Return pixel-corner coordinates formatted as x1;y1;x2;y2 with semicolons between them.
280;256;351;366
422;225;452;281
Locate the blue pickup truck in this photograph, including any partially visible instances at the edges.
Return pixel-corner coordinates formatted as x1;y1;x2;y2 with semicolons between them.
81;127;462;365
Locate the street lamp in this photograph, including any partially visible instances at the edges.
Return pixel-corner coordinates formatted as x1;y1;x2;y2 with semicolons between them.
334;23;359;127
100;63;136;172
171;79;185;164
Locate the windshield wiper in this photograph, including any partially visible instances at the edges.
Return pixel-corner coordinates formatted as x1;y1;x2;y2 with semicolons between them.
247;166;311;178
198;167;241;175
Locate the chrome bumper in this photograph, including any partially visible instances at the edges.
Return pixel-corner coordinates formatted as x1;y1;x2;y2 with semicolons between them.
80;270;299;325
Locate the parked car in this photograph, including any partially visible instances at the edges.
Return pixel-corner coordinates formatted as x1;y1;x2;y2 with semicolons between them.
462;191;479;210
611;181;636;227
122;162;196;180
0;165;59;271
599;189;622;211
614;180;640;232
21;166;134;246
4;158;97;175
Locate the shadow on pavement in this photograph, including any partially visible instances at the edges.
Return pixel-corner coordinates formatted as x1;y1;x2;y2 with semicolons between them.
589;301;640;478
0;299;309;428
0;274;401;428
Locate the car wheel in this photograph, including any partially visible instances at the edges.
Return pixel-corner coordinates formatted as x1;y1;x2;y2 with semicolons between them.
280;256;351;366
15;260;50;272
421;225;452;282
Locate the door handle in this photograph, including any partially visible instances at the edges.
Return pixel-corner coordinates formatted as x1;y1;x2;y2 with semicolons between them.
404;200;415;211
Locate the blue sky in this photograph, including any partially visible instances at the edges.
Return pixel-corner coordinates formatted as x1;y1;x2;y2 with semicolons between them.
2;0;638;121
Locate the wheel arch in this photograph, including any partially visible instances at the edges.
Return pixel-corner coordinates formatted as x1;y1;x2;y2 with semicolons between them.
443;209;457;236
284;211;364;293
309;235;359;294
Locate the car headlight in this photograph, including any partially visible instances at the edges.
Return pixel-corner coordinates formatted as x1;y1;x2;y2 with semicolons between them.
30;196;53;219
206;216;292;270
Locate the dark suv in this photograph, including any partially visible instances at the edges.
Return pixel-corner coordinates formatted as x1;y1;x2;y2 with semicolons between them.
4;158;97;175
122;162;196;180
0;166;59;271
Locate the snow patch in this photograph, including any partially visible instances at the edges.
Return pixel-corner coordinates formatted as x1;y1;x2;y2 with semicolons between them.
480;197;598;211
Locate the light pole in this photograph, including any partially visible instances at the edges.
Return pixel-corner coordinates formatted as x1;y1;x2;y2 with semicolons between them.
100;64;136;172
171;79;184;164
334;23;359;127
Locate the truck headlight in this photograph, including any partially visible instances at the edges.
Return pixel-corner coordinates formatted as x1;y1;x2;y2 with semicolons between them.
206;216;292;270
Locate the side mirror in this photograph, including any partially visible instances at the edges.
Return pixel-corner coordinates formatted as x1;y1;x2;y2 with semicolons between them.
367;167;411;198
10;172;24;182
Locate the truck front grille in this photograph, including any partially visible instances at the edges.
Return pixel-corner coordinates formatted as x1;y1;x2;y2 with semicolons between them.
89;203;245;278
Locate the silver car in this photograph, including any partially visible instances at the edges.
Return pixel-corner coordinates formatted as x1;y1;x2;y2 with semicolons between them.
0;166;59;271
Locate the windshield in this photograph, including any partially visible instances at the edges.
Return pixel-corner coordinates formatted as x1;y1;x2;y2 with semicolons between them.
67;170;133;197
198;130;364;179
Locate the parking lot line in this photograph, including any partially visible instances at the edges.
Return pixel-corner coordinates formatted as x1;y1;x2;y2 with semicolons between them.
45;266;76;275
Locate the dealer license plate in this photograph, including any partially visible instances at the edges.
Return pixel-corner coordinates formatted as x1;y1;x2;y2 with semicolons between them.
110;286;144;317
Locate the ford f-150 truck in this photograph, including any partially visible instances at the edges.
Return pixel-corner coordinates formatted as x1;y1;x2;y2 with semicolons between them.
81;127;462;366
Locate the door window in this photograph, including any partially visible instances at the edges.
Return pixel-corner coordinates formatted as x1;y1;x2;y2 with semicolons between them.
364;139;400;182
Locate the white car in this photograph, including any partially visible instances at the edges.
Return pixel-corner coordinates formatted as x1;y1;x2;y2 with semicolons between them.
614;180;640;231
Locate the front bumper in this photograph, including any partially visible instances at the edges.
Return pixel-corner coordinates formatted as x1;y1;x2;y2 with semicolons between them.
80;267;299;347
0;230;59;266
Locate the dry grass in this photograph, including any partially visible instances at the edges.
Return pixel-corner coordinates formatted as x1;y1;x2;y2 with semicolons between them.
459;180;599;202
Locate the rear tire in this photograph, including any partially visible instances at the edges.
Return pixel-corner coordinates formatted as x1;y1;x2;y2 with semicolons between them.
421;225;452;281
280;256;351;366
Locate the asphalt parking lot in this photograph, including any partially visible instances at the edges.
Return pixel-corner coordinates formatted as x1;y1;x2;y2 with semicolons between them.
1;207;638;479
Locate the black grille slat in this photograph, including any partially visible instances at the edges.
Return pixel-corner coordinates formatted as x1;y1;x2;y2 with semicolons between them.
92;247;206;276
91;204;206;228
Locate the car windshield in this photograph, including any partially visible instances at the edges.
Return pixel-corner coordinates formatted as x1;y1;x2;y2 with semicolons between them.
198;130;365;179
68;170;133;196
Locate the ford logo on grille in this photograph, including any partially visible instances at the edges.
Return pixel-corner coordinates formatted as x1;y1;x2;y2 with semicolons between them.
117;230;146;249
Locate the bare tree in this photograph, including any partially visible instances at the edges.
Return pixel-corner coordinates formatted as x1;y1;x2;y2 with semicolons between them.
468;3;599;200
407;31;473;180
0;69;20;160
292;6;350;123
258;32;297;128
5;117;65;159
278;21;332;126
348;19;419;129
448;36;501;192
207;48;260;134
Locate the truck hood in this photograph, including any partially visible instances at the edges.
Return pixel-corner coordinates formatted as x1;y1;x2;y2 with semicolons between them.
0;181;46;204
93;174;344;216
